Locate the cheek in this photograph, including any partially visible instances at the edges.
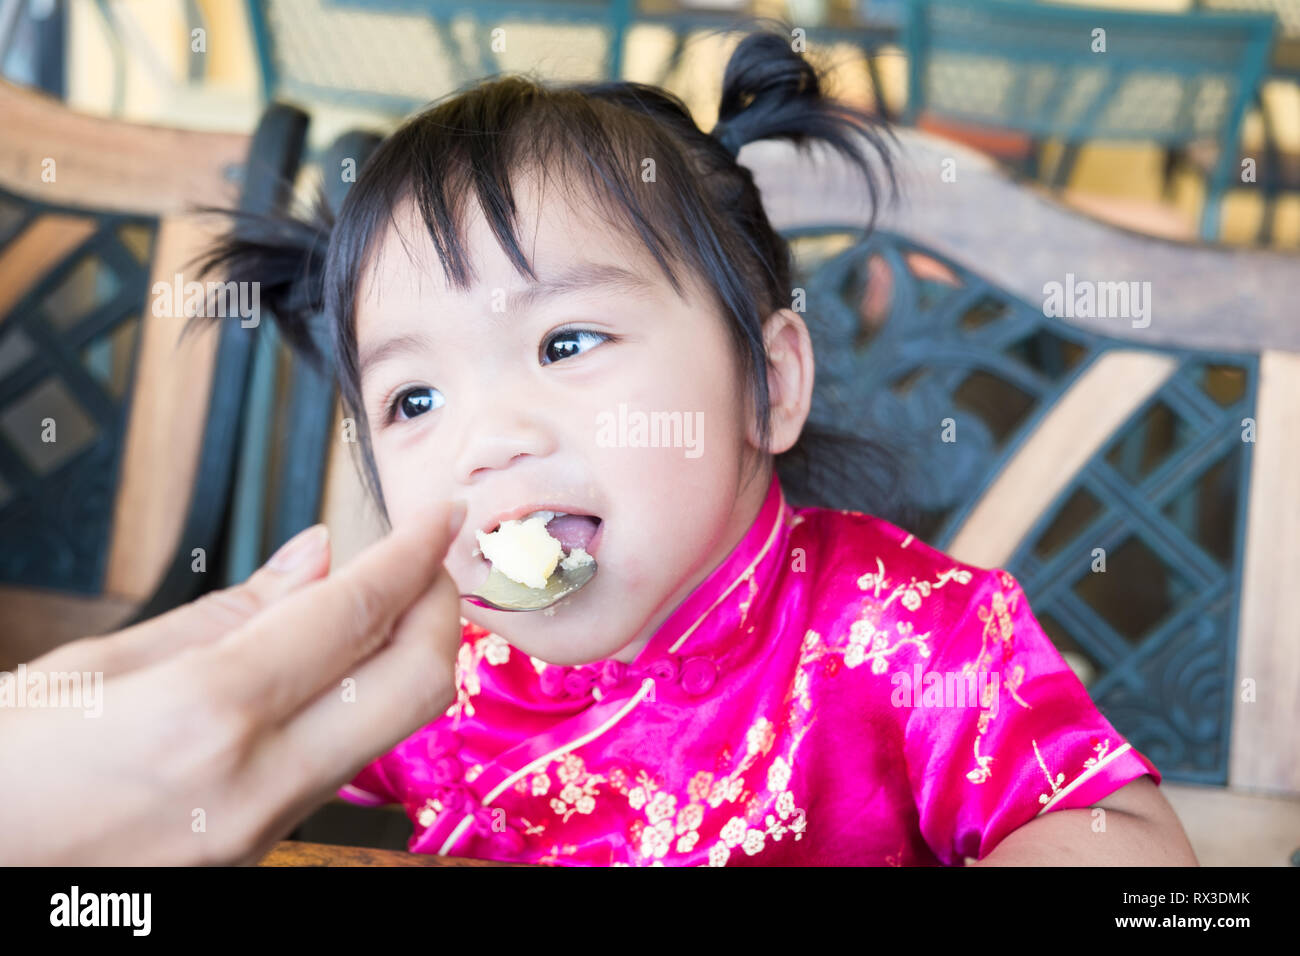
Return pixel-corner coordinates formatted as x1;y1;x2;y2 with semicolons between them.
601;323;748;432
370;434;452;526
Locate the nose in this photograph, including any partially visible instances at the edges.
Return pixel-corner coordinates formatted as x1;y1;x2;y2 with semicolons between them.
451;392;557;483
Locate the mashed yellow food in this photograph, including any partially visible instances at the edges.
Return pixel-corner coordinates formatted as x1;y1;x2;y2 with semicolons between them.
475;512;562;589
476;511;596;590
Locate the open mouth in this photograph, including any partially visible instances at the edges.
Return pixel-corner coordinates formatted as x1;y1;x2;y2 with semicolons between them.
473;509;604;590
480;509;602;555
535;512;602;556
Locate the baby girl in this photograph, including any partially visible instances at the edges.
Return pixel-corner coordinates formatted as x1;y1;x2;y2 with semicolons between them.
201;27;1194;866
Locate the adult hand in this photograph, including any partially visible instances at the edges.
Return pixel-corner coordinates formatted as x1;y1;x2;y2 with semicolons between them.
0;499;467;865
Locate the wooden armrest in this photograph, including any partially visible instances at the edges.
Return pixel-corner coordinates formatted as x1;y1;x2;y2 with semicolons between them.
256;840;536;866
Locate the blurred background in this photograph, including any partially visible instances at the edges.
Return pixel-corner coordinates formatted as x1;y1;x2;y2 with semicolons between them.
2;0;1298;865
5;0;1300;243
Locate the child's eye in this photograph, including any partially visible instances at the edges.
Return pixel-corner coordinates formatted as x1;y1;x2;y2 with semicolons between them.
386;385;444;423
541;327;611;365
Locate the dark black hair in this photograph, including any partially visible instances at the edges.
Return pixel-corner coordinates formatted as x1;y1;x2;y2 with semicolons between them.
191;22;914;528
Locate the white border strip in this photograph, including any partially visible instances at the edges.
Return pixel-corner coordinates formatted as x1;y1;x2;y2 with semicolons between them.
339;783;388;806
438;678;657;856
1036;741;1135;816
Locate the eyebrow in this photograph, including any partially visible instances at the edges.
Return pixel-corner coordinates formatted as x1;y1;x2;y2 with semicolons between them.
358;261;659;378
506;261;660;314
359;329;438;380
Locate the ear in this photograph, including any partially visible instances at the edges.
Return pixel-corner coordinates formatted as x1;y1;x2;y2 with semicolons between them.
745;308;814;455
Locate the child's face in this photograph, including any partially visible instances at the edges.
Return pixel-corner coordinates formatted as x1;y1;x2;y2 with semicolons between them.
354;175;774;666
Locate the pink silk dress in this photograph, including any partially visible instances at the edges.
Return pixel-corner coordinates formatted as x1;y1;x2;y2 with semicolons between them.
338;472;1161;866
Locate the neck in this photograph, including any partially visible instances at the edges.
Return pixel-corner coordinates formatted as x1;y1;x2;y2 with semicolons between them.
611;460;774;664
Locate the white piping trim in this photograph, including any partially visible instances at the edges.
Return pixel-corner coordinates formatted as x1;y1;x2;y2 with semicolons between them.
1035;742;1134;816
438;678;657;856
339;783;387;805
668;490;786;654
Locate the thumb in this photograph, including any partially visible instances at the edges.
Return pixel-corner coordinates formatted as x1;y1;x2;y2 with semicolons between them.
77;524;334;678
189;523;333;634
199;498;471;727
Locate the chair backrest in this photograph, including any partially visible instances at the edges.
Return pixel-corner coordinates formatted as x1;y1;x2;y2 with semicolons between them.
0;78;307;665
745;127;1300;799
1196;0;1300;40
218;128;386;586
901;0;1277;236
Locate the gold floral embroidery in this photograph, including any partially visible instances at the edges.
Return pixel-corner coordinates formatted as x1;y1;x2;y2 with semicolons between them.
1036;737;1115;808
746;716;777;760
548;754;605;822
1032;738;1065;804
445;630;511;720
856;556;973;611
708;789;807;865
510;717;813;865
1084;738;1111;769
416;799;438;828
737;572;760;627
796;614;934;679
965;575;1034;783
699;721;813;867
538;842;579;865
619;769;705;860
968;735;994;785
841;557;975;677
550;714;815;865
847;618;933;674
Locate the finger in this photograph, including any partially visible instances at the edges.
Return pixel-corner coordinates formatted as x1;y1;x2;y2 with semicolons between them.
45;525;332;680
198;499;467;730
255;568;462;834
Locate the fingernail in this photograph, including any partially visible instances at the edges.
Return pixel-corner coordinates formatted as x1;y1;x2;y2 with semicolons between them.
267;524;328;571
447;499;468;537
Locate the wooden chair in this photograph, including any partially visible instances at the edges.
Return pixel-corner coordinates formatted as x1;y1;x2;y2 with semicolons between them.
743;126;1300;864
0;78;307;669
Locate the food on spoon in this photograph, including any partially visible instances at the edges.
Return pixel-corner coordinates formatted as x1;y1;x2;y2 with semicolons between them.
559;547;593;571
475;511;563;590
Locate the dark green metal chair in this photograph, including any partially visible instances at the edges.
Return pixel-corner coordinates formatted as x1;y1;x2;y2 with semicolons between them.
747;124;1300;806
900;0;1278;241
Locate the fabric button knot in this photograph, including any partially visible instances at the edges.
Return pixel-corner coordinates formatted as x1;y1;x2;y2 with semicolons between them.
472;805;525;854
539;665;568;697
563;669;597;696
432;785;472;814
426;727;463;759
645;657;678;682
491;827;525;854
430;755;463;786
597;659;627;687
540;652;722;699
679;656;718;695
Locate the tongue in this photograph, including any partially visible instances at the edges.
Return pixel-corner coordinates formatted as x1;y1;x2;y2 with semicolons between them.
545;514;599;552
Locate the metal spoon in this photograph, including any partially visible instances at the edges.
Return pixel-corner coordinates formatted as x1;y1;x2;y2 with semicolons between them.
460;559;598;612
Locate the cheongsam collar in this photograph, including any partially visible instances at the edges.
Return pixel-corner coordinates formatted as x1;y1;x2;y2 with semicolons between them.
535;469;792;701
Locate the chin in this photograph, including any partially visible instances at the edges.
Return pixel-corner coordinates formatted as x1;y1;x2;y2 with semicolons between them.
461;591;638;668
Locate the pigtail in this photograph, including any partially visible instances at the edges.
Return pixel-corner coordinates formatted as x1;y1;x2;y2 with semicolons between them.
181;184;334;369
710;26;899;232
709;26;914;525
